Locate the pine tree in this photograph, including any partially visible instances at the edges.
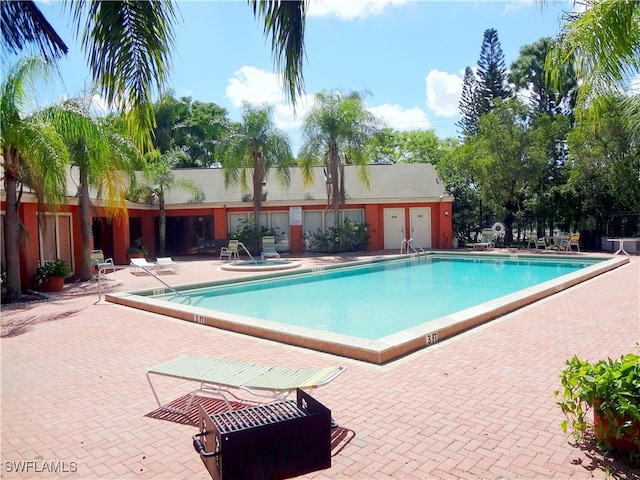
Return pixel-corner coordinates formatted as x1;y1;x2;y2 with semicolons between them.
457;66;480;137
476;28;511;115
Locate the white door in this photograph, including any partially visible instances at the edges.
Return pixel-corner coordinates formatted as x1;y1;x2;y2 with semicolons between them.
384;208;405;250
410;207;432;249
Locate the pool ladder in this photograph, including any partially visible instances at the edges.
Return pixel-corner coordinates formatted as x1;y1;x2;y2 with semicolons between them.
400;238;426;256
237;242;258;264
97;264;191;304
141;265;191;303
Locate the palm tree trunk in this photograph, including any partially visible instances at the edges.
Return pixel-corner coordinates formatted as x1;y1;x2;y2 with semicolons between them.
159;193;166;257
3;155;22;301
78;170;93;281
253;152;263;230
329;139;340;226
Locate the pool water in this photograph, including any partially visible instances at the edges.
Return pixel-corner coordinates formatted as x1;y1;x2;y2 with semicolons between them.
158;256;601;340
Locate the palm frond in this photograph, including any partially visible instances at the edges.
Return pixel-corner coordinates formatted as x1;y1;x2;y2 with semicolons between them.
67;0;179;148
249;0;307;105
1;0;68;61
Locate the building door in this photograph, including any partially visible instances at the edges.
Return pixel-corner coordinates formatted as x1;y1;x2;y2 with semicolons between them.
383;208;405;250
410;207;432;249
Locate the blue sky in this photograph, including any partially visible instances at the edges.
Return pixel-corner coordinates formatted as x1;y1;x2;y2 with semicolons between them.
29;0;573;152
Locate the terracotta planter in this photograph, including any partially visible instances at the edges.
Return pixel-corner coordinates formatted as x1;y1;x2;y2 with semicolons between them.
594;405;640;452
40;276;65;292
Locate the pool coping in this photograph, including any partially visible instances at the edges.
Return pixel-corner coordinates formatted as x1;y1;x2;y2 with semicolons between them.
105;252;629;364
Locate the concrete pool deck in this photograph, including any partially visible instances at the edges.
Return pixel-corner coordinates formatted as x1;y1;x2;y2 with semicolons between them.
1;250;639;479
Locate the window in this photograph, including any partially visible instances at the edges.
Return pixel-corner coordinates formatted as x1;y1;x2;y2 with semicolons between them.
38;214;74;269
303;209;365;234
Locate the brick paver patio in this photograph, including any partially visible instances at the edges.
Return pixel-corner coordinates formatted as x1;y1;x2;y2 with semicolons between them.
1;251;638;479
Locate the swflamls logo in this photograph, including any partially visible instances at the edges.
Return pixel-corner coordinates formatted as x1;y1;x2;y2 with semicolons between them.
4;460;78;473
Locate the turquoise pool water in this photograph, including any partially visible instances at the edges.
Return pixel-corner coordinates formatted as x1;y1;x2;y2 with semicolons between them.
158;256;601;340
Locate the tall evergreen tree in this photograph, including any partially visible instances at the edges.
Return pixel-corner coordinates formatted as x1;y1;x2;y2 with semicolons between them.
476;28;511;116
457;66;480;137
509;37;576;117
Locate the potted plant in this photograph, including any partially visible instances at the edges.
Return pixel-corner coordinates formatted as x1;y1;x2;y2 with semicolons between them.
32;258;72;292
556;353;640;455
127;237;149;260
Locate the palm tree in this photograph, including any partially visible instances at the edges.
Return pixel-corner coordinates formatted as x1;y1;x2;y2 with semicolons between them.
2;0;308;125
219;103;294;230
1;57;70;301
546;1;640;125
131;149;205;257
41;95;142;281
299;90;381;226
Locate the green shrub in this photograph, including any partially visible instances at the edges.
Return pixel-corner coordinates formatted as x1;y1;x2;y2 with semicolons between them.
306;220;369;253
32;258;72;287
556;353;640;455
231;219;283;255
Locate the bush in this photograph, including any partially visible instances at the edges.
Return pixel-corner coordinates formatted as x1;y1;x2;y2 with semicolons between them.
306;220;369;253
32;258;72;288
127;237;148;255
556;353;640;456
231;219;283;255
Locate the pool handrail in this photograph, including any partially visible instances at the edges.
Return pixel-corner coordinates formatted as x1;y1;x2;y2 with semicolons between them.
237;242;258;264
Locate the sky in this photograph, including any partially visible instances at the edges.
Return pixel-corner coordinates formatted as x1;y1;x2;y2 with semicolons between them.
23;0;575;153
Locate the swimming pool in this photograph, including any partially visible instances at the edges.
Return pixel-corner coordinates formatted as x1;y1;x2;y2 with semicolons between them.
107;253;628;363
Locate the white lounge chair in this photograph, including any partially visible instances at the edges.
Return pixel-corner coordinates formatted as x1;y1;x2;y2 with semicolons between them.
146;354;347;414
156;257;179;274
261;236;281;260
130;258;157;274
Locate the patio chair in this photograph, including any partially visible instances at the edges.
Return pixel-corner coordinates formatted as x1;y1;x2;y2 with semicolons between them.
473;229;495;250
90;249;116;278
560;233;581;252
156;257;179;274
219;240;239;261
146;354;347;414
536;238;548;249
130;257;157;274
261;235;281;260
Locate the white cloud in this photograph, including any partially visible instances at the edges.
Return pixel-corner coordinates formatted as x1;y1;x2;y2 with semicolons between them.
425;69;462;117
90;94;111;115
273;94;316;130
224;66;285;107
503;0;535;13
367;104;431;130
308;0;409;21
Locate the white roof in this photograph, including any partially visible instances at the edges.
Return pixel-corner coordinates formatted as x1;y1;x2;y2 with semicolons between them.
162;163;451;206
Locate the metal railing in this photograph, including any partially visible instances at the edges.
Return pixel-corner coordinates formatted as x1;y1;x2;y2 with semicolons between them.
237;242;258;264
400;238;427;255
96;264;190;303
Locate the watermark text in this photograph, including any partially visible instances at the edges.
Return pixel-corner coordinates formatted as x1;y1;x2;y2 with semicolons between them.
4;460;78;473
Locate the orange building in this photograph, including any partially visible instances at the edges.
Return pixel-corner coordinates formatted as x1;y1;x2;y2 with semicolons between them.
1;163;453;287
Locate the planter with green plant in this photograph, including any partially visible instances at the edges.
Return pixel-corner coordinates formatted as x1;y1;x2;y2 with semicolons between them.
127;237;149;259
556;352;640;455
32;258;72;292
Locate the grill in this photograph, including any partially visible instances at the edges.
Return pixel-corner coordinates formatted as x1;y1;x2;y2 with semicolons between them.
193;389;332;480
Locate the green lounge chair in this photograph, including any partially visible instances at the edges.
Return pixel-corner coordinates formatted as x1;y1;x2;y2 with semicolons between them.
261;235;281;260
146;354;346;414
156;257;179;274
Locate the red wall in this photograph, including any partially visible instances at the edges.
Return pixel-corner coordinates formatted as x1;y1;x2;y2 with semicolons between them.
5;198;454;286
